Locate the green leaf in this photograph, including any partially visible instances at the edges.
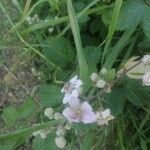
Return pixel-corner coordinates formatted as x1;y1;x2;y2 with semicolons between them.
143;7;150;40
42;37;75;68
140;138;148;150
105;87;124;116
80;130;95;150
0;142;16;150
122;78;150;106
2;106;17;127
32;133;59;150
17;98;38;119
84;46;101;64
38;84;63;107
116;0;145;30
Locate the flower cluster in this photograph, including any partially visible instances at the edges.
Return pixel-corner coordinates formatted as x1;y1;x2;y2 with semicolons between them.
61;75;114;126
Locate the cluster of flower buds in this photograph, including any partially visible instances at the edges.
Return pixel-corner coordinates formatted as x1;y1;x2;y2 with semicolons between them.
26;14;40;25
33;108;64;139
90;68;108;88
141;55;150;86
55;122;72;149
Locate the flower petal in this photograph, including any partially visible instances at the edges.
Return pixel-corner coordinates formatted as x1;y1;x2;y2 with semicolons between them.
63;93;71;104
69;75;78;84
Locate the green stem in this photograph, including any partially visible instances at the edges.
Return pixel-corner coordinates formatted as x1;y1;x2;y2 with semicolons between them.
0;120;63;142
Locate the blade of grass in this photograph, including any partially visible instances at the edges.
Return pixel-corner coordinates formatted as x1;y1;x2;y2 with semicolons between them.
12;0;23;14
0;120;63;142
67;0;88;82
0;2;59;70
104;28;135;68
21;4;113;34
102;0;123;64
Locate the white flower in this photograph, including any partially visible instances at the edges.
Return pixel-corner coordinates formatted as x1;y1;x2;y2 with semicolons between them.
63;98;96;124
142;72;150;86
100;68;107;75
96;109;114;126
141;55;150;65
61;75;83;104
90;73;98;82
95;79;106;88
64;122;72;130
56;126;66;136
55;136;66;149
44;108;54;119
54;112;64;120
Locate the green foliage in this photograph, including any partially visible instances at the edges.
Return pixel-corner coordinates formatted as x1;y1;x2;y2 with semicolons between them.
32;133;59;150
105;87;125;116
42;37;75;69
38;84;63;108
2;106;17;127
116;0;145;30
17;98;38;119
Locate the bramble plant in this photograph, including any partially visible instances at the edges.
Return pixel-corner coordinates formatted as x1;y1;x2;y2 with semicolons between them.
0;0;150;149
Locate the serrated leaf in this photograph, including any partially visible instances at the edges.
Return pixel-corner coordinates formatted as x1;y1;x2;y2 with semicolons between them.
2;106;17;127
143;7;150;40
123;78;150;105
38;84;63;107
116;0;145;30
84;46;101;64
105;87;124;116
17;98;38;119
32;133;59;150
42;37;75;68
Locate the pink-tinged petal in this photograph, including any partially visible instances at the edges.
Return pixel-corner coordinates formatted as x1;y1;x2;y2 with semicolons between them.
69;75;78;84
63;93;71;104
63;107;80;123
68;97;80;107
71;89;79;97
74;80;83;88
82;101;93;111
81;102;96;123
82;110;96;123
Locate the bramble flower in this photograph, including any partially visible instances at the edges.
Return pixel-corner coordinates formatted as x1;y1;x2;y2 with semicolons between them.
90;73;98;82
44;107;54;119
55;136;67;149
142;72;150;86
95;79;106;88
63;98;96;124
141;55;150;65
61;75;83;104
96;109;114;126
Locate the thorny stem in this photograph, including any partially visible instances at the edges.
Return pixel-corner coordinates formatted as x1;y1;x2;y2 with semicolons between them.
88;60;142;101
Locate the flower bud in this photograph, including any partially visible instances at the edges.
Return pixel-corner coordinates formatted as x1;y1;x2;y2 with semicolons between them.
90;73;98;82
54;112;64;120
44;108;54;119
100;68;107;75
142;72;150;86
95;79;106;88
55;136;66;149
64;122;72;130
56;126;66;136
